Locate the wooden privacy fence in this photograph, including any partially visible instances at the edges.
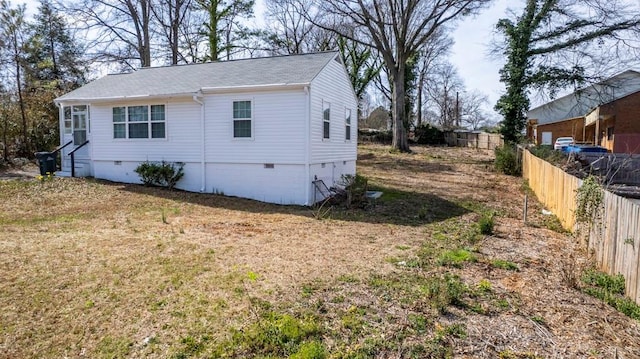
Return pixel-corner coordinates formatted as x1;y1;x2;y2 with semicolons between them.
444;131;504;150
523;149;640;304
522;150;581;230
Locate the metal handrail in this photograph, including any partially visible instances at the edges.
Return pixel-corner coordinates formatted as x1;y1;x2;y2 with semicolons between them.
52;140;73;155
68;140;90;177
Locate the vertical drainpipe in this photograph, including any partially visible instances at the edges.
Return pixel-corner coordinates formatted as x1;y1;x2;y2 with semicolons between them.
304;86;311;206
193;93;205;192
56;102;64;170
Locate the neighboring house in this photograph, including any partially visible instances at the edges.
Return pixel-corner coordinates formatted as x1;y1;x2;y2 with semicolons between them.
527;70;640;140
532;117;586;146
585;90;640;153
53;51;358;205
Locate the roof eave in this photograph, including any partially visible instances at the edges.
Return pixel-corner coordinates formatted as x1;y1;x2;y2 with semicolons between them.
200;82;310;94
54;92;198;105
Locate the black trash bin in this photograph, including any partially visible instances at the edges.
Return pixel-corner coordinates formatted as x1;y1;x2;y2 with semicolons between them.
35;152;56;176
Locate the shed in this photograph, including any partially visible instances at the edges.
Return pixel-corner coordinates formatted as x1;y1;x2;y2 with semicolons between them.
53;52;358;205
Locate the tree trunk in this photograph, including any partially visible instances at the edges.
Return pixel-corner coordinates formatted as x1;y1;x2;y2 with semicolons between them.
142;0;151;67
208;0;219;61
416;69;424;127
171;1;180;65
391;64;409;152
12;34;28;155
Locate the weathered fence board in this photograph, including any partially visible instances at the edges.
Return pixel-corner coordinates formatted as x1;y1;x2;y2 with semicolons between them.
523;149;640;304
444;131;504;150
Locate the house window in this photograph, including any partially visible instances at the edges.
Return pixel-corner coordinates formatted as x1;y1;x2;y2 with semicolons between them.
128;106;149;138
323;101;330;139
233;100;252;138
151;105;166;138
113;107;126;138
345;108;352;141
63;107;72;134
112;104;165;139
607;126;614;140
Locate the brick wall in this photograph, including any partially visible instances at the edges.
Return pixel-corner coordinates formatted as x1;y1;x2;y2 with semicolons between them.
535;117;586;145
599;91;640;153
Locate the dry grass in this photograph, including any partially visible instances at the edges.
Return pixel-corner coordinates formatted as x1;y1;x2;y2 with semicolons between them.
1;144;639;358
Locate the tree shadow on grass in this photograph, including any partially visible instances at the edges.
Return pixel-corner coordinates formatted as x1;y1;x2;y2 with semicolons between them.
113;180;469;227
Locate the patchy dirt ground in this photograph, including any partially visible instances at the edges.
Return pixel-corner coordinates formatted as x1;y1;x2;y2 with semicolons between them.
0;163;39;180
0;144;638;358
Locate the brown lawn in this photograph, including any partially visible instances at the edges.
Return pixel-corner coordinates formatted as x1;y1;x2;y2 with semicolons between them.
0;144;638;358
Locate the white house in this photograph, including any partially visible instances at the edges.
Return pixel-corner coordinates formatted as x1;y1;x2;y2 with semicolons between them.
53;51;358;205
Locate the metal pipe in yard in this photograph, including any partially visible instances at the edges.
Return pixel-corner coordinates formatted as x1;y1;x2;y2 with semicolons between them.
523;195;528;224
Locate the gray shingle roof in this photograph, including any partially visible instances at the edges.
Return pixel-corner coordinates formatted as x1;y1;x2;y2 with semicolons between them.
56;51;339;102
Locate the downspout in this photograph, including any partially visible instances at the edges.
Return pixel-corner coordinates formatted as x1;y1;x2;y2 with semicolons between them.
56;102;64;171
193;93;205;192
304;86;311;205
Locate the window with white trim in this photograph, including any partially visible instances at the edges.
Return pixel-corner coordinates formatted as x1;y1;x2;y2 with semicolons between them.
112;104;165;139
323;101;330;139
63;106;72;134
233;100;252;138
345;108;352;141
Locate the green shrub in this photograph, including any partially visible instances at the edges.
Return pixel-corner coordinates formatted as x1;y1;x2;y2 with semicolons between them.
339;174;369;208
494;145;521;176
227;312;322;357
414;123;445;145
425;274;468;312
478;212;495;235
581;270;640;320
529;145;565;163
134;161;184;189
437;249;477;268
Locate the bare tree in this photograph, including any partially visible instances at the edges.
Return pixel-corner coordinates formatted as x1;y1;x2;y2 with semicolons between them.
313;0;492;152
415;29;453;127
0;0;29;154
460;90;489;130
151;0;192;65
424;61;463;129
64;0;153;68
263;0;335;55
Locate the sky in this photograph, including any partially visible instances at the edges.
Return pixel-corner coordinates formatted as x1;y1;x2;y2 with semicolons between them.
450;0;512;120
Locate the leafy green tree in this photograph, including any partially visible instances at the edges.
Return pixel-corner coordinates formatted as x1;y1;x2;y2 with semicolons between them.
24;0;86;91
195;0;254;61
336;36;381;112
22;0;87;152
495;0;640;144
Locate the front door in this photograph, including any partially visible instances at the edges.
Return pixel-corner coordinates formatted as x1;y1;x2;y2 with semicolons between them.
72;105;88;144
61;105;90;172
541;132;552;145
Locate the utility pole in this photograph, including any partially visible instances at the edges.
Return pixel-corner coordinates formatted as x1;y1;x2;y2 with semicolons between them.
455;91;459;128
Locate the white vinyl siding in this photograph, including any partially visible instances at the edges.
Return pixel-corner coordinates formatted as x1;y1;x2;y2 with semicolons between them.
92;99;200;163
204;91;306;163
309;55;358;164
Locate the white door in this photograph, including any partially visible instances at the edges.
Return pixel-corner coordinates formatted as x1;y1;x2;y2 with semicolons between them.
72;105;88;144
541;132;552;145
